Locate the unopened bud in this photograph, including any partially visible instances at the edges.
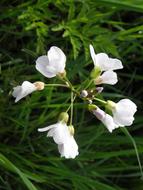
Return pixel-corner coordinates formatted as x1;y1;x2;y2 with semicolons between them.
34;81;45;90
96;87;104;94
58;112;69;123
80;90;88;98
88;99;93;104
68;125;75;136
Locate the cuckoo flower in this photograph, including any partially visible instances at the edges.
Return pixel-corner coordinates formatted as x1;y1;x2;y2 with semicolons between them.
38;113;79;159
12;81;44;103
36;46;66;78
107;99;137;126
89;44;123;85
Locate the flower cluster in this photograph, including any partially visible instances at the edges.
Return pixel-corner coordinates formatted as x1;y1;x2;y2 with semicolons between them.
12;45;137;159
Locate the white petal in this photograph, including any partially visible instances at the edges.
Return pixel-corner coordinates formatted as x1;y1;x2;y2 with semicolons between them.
93;107;118;133
89;44;123;71
117;99;137;114
12;86;21;98
38;124;57;132
51;123;70;144
100;70;118;85
58;144;64;156
95;53;123;71
48;46;66;73
89;44;96;67
38;122;70;144
58;136;79;159
12;81;36;102
36;55;56;78
108;58;123;71
102;113;118;133
113;99;137;126
92;107;105;120
95;53;109;70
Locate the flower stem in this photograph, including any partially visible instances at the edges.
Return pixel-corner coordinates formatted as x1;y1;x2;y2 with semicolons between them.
70;91;74;125
85;79;94;89
63;76;80;96
94;97;107;105
45;78;107;107
45;84;69;88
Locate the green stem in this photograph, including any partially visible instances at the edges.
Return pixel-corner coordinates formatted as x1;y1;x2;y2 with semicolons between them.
70;91;74;125
63;76;80;96
50;76;107;107
85;79;94;89
94;97;107;105
45;84;69;88
65;95;76;113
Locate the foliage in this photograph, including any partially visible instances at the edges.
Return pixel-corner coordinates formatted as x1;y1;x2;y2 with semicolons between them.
0;0;143;189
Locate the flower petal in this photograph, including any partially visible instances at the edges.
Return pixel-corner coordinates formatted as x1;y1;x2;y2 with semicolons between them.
102;113;118;133
58;136;79;159
93;107;118;133
36;55;56;78
108;58;123;71
95;53;109;70
12;81;36;102
12;86;21;98
113;99;137;126
51;123;70;144
48;46;66;73
100;70;118;85
89;45;123;71
89;44;96;67
95;53;123;71
38;122;70;144
38;124;57;132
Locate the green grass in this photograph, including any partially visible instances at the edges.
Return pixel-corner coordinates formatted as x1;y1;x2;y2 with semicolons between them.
0;0;143;189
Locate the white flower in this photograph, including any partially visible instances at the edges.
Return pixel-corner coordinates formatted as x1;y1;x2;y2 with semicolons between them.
109;99;137;126
89;44;123;71
95;70;118;85
92;99;137;132
38;122;79;159
36;46;66;78
12;81;37;103
92;107;118;133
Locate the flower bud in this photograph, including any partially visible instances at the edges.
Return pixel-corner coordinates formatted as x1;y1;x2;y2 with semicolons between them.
68;125;75;136
88;99;93;104
80;90;88;98
34;81;45;90
96;87;104;94
58;112;69;123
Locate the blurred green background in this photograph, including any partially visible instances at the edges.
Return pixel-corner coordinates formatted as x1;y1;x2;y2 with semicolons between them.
0;0;143;189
